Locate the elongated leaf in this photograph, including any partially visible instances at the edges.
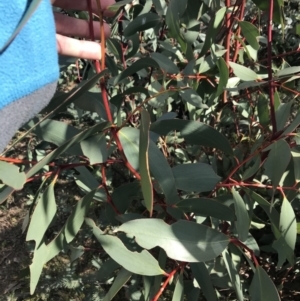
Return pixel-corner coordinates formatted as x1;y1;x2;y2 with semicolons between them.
190;262;218;301
26;181;56;247
180;88;206;108
150;119;233;154
124;13;161;37
273;197;296;267
199;7;226;56
107;0;133;13
281;112;300;137
257;94;270;127
223;249;243;301
275;66;300;78
81;133;107;164
118;127;180;212
0;161;26;190
26;122;110;178
172;272;184;301
264;140;291;188
113;58;159;85
239;21;259;50
232;188;249;242
0;0;42;52
291;149;300;182
172;163;221;192
249;265;280;301
103;268;132;301
116;219;229;262
229;62;258;81
275;101;293;131
151;52;179;74
85;218;165;275
165;0;187;53
216;57;229;96
139;110;153;216
175;197;236;221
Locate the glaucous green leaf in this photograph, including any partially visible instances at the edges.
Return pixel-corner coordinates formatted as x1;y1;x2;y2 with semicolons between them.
273;197;296;267
151;52;179;74
26;181;56;247
275;66;300;78
85;218;166;276
107;0;133;13
199;7;226;56
264;140;291;188
102;268;132;301
239;21;259;50
190;262;218;301
116;219;229;262
180;88;206;108
172;163;221;192
275;101;293;132
124;13;161;37
229;62;258;81
257;94;270;127
291;148;300;182
175;197;236;221
249;265;280;301
81;133;107;164
223;249;243;301
172;272;184;301
232;188;249;242
216;57;229;96
139;109;153;216
113;58;159;85
0;161;26;190
150;119;233;154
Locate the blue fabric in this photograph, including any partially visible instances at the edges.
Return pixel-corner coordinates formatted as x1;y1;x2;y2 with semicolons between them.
0;0;59;110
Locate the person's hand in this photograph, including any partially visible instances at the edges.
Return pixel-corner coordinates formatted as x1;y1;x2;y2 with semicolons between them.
51;0;115;60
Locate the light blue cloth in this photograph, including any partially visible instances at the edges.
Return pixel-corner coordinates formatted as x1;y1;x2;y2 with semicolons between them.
0;0;59;150
0;0;59;109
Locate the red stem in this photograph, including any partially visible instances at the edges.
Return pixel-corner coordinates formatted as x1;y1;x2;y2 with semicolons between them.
267;0;277;136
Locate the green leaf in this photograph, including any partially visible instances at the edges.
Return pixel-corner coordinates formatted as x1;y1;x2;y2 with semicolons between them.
107;0;133;13
102;268;132;301
232;188;249;242
179;88;206;108
223;249;243;301
257;94;270;127
150;119;233;154
275;100;293;131
26;181;56;247
249;265;280;301
273;197;296;267
85;218;166;276
175;197;236;221
264;140;291;188
139;109;153;216
239;21;259;50
0;0;42;52
281;111;300;137
107;38;123;61
116;219;229;262
113;58;159;85
242;156;261;181
291;148;300;182
275;66;300;78
81;133;107;164
229;62;258;81
0;161;26;190
165;0;188;53
172;272;184;301
124;13;161;37
199;7;226;57
172;163;221;192
190;262;218;301
118;127;140;170
26;121;110;179
216;57;229;96
151;52;179;74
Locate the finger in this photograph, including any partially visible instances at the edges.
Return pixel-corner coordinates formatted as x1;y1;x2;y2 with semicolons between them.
51;0;116;17
56;34;101;60
54;13;111;39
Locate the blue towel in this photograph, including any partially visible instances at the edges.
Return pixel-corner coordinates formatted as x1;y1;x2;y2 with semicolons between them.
0;0;59;151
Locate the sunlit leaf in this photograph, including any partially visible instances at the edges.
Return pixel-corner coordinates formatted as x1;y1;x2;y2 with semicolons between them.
0;161;26;190
116;219;229;262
